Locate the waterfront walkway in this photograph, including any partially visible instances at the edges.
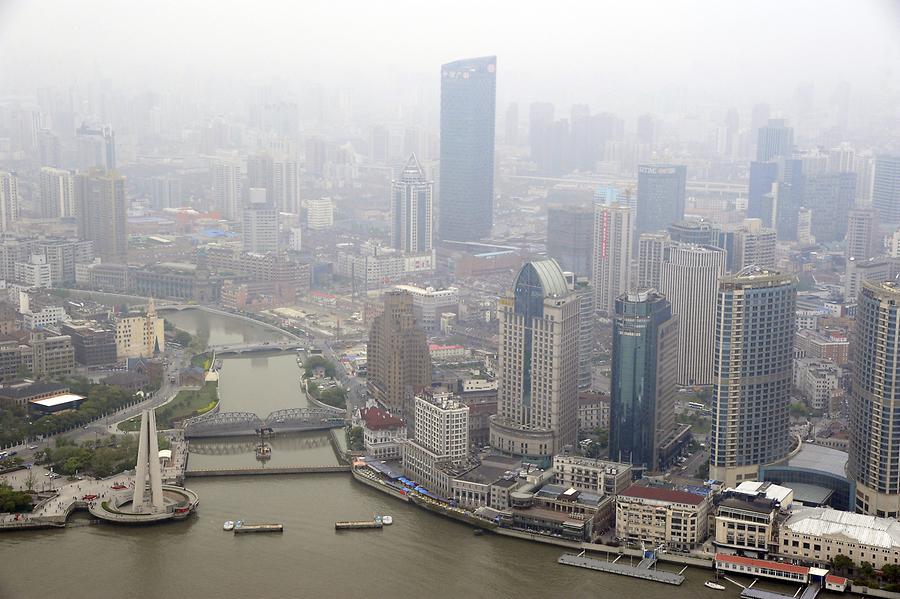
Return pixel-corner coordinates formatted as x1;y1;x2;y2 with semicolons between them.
0;473;131;530
558;553;686;585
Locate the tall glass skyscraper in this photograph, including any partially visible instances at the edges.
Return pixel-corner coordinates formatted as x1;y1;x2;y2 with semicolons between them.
438;56;496;242
709;268;796;487
873;155;900;224
849;281;900;516
610;290;679;473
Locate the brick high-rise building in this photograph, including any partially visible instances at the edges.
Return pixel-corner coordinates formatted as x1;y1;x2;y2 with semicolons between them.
367;290;431;428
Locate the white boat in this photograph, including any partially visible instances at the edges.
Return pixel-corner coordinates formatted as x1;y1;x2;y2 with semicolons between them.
223;520;235;531
381;515;393;525
704;581;726;591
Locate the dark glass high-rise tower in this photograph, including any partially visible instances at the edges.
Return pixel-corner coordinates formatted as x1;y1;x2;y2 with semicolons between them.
438;56;496;242
610;290;679;473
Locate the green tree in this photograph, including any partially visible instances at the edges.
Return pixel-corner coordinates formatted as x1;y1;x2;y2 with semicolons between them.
831;554;855;573
348;426;364;451
789;401;811;418
303;355;336;379
15;363;33;380
175;330;192;347
318;387;347;409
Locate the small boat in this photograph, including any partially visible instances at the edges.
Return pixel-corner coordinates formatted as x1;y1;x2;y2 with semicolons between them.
704;581;726;591
235;520;243;530
256;443;272;460
381;515;393;525
374;515;383;525
473;528;485;536
223;520;235;531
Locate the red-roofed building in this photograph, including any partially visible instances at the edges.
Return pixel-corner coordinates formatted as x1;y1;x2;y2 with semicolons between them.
824;574;849;592
358;406;406;460
616;484;712;550
715;553;810;583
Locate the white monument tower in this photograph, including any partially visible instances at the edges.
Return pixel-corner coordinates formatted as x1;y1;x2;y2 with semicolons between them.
132;409;165;512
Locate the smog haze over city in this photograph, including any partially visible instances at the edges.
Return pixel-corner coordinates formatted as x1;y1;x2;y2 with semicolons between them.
2;2;900;599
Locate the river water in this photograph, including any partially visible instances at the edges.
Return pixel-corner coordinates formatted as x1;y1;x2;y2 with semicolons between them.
1;308;742;598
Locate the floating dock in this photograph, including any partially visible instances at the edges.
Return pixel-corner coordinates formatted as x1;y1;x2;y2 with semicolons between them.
335;519;382;530
234;523;284;534
558;553;685;585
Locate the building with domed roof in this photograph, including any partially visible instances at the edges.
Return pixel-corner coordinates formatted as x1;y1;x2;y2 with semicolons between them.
490;259;578;464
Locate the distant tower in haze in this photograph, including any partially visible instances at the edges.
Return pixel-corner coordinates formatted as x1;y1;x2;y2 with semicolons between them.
490;259;578;462
0;171;21;232
709;268;796;487
242;194;279;253
390;155;433;254
659;244;726;386
504;102;519;145
610;289;679;473
845;208;879;261
873;155;900;224
75;169;127;262
747;161;778;226
438;56;496;242
213;159;242;221
593;200;634;315
756;119;794;162
546;204;594;278
40;167;76;219
635;165;686;237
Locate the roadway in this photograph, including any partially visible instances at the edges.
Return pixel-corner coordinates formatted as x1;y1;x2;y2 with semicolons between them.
316;339;368;414
5;346;192;466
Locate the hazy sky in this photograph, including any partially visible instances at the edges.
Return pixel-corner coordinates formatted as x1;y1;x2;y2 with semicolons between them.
2;0;899;111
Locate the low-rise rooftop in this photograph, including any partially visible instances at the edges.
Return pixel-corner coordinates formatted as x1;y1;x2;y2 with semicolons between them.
784;507;900;550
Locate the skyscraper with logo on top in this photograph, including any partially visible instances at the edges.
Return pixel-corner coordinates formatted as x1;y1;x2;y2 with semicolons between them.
438;56;496;242
635;165;686;237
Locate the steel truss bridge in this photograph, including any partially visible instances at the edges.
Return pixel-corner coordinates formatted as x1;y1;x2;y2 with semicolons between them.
183;406;347;438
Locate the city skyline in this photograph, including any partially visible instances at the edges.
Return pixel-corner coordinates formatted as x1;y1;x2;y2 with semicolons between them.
3;2;900;597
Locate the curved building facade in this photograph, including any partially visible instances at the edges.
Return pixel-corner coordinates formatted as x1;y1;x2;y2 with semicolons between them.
490;259;578;463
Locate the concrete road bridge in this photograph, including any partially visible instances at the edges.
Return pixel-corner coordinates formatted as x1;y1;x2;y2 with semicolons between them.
183;406;347;438
207;341;302;356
